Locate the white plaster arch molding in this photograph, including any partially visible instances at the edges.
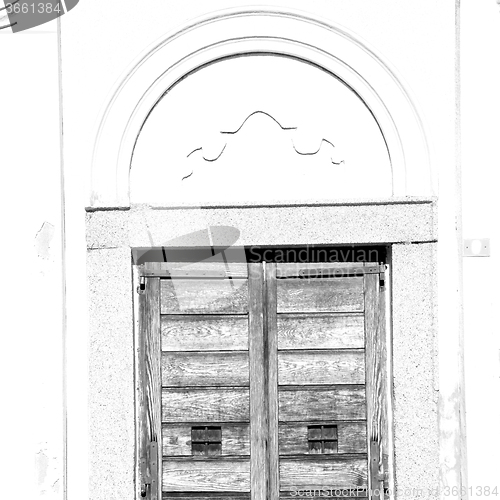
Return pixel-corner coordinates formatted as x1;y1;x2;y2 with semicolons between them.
90;7;433;208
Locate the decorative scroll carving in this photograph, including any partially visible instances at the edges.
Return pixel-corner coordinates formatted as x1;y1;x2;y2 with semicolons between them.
183;111;344;181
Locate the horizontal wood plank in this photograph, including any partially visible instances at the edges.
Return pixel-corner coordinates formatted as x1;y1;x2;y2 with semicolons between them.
278;423;367;455
280;491;368;499
162;352;249;387
279;388;366;421
162;424;250;456
277;278;364;313
276;263;376;279
163;460;250;491
161;280;248;314
163;495;250;500
144;262;248;278
280;457;368;490
278;351;365;386
280;496;367;500
278;314;364;350
163;389;249;422
161;315;248;351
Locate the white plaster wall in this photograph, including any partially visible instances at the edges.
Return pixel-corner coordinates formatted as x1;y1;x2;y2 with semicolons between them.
2;1;481;499
60;0;456;204
461;0;500;492
0;21;64;500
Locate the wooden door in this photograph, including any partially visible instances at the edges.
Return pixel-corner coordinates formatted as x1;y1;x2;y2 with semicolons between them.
137;261;389;500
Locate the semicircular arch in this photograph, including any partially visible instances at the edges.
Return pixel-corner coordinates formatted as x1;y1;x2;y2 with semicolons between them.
90;8;433;208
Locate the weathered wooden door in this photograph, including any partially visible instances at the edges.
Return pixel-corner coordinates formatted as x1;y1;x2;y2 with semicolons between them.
137;261;389;500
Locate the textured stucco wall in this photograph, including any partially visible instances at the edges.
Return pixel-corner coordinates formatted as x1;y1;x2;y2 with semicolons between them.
392;243;439;496
87;247;135;500
86;201;436;250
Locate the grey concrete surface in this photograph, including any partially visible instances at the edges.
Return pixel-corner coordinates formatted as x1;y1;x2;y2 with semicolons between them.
392;242;439;496
87;247;135;500
86;201;437;250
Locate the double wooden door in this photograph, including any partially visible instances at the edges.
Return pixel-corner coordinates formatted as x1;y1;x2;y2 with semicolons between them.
137;261;389;500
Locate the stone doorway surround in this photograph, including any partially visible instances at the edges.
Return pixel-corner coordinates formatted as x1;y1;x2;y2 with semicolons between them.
82;7;450;500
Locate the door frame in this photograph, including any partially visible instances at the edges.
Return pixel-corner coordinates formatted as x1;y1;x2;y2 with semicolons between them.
133;257;393;500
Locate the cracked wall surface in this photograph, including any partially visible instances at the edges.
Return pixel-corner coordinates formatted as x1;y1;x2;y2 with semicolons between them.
86;201;437;251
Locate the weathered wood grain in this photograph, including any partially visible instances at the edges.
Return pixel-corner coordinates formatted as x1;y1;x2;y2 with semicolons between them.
162;424;250;456
277;314;365;350
379;280;390;492
163;460;250;491
278;351;365;386
280;493;367;499
162;352;249;387
279;457;368;490
364;273;387;498
278;423;367;455
277;278;364;313
162;389;249;422
248;263;267;500
339;423;367;455
163;495;250;500
160;280;248;314
279;387;366;421
139;277;162;499
161;315;249;351
266;263;280;500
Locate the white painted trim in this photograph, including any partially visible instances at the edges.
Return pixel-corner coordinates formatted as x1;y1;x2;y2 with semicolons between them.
90;7;433;208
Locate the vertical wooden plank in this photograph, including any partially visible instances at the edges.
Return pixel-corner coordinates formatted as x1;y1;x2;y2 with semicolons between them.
134;264;143;500
266;263;280;500
138;275;148;499
139;277;162;500
248;263;267;500
364;274;386;500
379;282;389;493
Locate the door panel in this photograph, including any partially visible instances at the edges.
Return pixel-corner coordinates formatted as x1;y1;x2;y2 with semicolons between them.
278;387;366;421
163;460;251;491
277;277;364;313
162;389;250;422
274;263;369;494
157;265;257;500
279;458;368;490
